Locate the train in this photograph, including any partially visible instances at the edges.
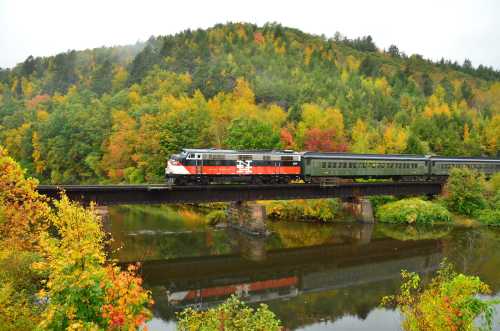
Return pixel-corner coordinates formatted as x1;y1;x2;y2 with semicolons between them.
165;148;500;185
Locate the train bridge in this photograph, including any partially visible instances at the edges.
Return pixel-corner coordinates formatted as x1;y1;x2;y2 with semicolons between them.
37;181;443;206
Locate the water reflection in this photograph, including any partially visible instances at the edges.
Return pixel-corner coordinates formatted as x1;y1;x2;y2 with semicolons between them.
109;205;500;331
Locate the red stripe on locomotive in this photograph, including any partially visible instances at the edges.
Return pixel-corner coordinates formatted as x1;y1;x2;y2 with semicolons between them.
184;165;301;175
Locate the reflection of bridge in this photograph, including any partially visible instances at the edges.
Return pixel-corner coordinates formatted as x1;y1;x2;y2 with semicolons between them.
37;182;442;205
132;237;443;310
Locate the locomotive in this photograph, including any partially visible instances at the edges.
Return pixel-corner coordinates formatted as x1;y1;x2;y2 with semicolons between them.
165;148;500;185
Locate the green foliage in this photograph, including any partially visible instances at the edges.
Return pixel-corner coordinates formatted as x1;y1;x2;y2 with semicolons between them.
376;198;451;225
225;117;280;149
177;295;282;331
206;209;227;225
266;199;341;222
444;168;487;216
476;209;500;226
368;195;397;211
382;261;498;331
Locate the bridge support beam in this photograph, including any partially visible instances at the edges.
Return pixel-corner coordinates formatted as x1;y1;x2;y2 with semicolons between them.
227;201;268;236
342;198;375;223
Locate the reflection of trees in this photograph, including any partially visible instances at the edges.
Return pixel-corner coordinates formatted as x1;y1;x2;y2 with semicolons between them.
266;279;403;330
268;221;375;248
443;228;500;291
378;224;451;241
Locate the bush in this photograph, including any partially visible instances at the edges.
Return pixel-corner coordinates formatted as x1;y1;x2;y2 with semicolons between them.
266;199;340;222
36;197;152;330
444;168;487;216
177;295;282;331
476;209;500;226
376;198;451;225
382;261;498;331
0;146;153;330
206;209;227;225
369;195;397;211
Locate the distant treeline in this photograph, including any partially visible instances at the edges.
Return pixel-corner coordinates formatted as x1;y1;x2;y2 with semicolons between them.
0;22;498;184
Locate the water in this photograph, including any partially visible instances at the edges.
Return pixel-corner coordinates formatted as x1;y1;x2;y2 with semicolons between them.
109;205;500;330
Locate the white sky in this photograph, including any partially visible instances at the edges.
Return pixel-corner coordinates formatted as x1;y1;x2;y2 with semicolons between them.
1;0;499;69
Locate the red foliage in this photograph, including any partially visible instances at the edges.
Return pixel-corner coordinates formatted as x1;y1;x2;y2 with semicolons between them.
280;128;294;149
26;94;50;109
303;128;348;152
253;32;265;45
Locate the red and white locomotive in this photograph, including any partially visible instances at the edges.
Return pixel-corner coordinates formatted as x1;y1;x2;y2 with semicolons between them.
166;148;302;185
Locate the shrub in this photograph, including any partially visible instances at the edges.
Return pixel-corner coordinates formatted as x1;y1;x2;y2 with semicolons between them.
177;295;282;331
36;197;152;330
369;195;397;211
206;209;227;225
0;146;153;330
476;209;500;226
382;261;498;331
376;198;451;225
444;168;487;216
267;199;340;222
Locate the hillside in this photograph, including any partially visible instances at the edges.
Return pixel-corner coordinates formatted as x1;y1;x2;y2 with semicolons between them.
0;22;498;184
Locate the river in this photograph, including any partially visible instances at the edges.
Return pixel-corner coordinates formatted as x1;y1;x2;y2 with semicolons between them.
108;205;500;330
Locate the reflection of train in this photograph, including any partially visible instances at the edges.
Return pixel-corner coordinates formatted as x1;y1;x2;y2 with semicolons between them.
165;148;500;185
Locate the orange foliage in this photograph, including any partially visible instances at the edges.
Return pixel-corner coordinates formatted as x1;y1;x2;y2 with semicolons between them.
0;146;50;250
253;32;265;45
280;128;295;149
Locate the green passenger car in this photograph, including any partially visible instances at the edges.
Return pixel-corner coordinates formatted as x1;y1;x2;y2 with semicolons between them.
302;153;428;182
430;157;500;177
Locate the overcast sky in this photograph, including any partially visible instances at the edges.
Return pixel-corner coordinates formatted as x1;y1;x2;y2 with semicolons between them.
1;0;499;69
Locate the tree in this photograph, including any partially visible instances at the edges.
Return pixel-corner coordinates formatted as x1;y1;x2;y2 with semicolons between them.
359;56;379;77
445;168;487;216
225;117;280;149
90;60;113;95
421;73;434;96
387;45;400;57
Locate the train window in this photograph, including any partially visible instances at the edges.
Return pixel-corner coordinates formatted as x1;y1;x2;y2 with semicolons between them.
332;163;337;168
328;162;332;168
281;156;293;161
322;162;326;168
263;155;271;161
239;155;252;160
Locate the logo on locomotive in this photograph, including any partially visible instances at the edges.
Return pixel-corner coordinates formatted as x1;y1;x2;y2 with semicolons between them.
236;160;253;174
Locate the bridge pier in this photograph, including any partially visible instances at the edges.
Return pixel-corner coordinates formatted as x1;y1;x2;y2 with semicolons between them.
227;201;269;236
228;228;267;262
342;198;375;223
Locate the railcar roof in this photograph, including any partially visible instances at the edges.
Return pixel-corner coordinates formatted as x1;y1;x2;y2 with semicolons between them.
430;156;500;162
302;152;427;161
181;148;300;155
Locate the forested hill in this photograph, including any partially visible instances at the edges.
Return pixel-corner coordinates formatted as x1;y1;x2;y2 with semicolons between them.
0;22;499;184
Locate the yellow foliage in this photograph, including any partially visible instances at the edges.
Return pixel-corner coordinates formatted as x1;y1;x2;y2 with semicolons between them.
112;65;128;91
304;46;313;66
374;77;392;97
128;90;141;105
32;132;45;174
377;123;408;154
233;78;255;103
483;115;500;155
346;55;360;72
